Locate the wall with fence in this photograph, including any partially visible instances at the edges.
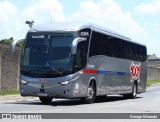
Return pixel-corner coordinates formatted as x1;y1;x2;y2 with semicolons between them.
147;67;160;80
0;44;21;91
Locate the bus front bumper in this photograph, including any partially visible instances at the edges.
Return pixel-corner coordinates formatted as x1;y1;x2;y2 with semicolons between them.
20;81;87;98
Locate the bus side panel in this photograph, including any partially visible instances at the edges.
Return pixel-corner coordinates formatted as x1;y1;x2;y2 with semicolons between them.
85;56;147;96
86;56;131;96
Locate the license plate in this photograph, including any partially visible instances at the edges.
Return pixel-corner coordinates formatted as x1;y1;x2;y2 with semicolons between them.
38;93;48;96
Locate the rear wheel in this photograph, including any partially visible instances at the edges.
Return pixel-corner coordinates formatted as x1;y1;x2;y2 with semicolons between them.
39;97;53;104
131;83;137;99
123;83;137;99
81;81;96;104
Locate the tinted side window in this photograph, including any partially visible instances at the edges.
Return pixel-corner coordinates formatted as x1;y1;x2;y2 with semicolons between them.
123;41;147;62
89;32;105;57
89;31;147;62
137;45;147;62
104;37;113;57
142;46;147;61
89;32;124;59
112;38;123;58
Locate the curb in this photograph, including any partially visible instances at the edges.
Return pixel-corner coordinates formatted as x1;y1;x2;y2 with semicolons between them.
0;97;39;103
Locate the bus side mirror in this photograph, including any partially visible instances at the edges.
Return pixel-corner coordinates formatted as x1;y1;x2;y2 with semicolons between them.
71;37;86;55
11;39;25;54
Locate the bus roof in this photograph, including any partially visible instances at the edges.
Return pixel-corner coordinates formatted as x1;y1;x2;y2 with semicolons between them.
28;22;145;46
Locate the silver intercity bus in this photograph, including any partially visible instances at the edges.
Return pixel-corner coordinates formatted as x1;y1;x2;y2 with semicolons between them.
18;22;147;104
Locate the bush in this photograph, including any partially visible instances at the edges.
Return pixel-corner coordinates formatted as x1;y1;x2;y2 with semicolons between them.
0;38;13;45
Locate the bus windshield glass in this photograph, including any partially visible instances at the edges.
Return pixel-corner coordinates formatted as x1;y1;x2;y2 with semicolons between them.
21;33;77;78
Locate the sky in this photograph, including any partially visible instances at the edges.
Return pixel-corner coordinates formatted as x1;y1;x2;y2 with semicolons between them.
0;0;160;56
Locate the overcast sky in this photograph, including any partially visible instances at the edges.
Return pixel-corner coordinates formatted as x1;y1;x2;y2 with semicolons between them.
0;0;160;56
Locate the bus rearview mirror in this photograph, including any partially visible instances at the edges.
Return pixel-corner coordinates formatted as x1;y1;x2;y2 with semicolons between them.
11;39;25;54
71;37;87;55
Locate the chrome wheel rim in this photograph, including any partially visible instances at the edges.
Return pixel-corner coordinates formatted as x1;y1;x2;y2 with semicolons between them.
87;83;94;100
88;88;94;100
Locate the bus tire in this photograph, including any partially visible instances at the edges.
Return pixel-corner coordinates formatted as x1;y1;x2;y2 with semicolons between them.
39;97;53;104
81;81;96;104
123;83;137;99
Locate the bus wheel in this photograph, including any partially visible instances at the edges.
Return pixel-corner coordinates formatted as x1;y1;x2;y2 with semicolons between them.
81;81;96;104
131;83;137;99
39;97;53;104
123;83;137;99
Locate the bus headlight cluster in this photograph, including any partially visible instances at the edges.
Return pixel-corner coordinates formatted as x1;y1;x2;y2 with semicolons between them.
59;81;70;85
21;80;29;84
59;76;79;85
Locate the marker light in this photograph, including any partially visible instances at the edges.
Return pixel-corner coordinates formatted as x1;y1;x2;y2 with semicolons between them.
75;83;79;89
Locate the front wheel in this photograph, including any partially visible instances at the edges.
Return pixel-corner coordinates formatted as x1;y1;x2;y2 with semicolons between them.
39;97;53;104
81;81;96;104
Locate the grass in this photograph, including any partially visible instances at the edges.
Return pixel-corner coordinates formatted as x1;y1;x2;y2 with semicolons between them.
0;89;19;96
147;80;160;87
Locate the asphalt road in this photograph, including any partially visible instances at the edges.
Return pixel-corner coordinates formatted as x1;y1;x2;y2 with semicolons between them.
0;86;160;113
0;86;160;121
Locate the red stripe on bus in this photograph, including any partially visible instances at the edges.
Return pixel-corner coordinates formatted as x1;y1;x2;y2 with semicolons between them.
83;69;97;74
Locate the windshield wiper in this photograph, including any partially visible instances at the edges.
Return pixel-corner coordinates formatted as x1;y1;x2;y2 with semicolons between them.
50;66;63;76
35;65;64;76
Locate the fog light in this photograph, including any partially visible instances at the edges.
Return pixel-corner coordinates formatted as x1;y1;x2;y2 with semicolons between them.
63;90;70;94
21;80;29;84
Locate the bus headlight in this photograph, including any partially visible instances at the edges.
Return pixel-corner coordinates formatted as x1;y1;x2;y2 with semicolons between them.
59;81;70;85
21;80;29;84
59;76;80;85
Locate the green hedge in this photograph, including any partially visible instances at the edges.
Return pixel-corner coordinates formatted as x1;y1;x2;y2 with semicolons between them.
0;38;24;47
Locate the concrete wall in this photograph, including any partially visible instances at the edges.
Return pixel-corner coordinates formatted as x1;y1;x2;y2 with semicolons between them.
0;44;159;91
0;44;21;91
147;67;160;80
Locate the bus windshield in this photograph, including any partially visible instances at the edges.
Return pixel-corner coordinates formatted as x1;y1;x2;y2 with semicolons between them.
21;33;77;78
